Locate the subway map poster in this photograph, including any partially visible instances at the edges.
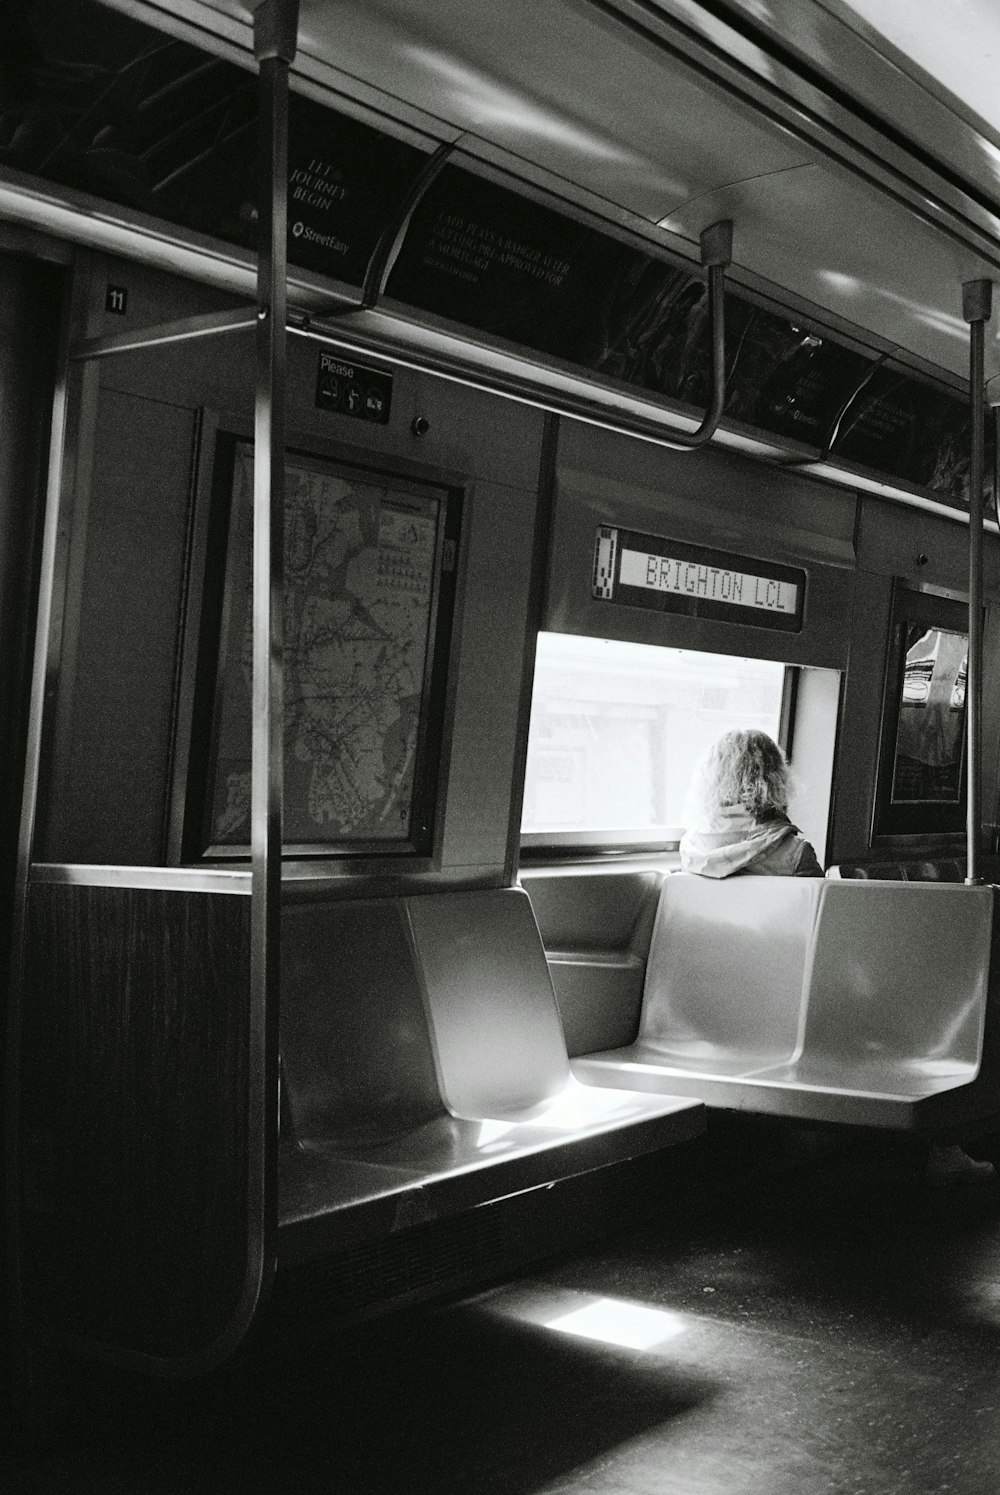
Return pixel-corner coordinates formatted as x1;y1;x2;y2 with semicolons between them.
206;444;445;850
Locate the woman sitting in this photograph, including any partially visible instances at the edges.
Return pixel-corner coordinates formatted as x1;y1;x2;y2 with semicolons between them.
679;727;823;878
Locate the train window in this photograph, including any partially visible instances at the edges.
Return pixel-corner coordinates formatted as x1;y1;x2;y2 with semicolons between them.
184;438;460;859
520;634;788;849
873;587;969;840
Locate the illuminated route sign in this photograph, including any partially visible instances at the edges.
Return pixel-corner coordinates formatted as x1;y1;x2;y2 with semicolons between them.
593;525;805;633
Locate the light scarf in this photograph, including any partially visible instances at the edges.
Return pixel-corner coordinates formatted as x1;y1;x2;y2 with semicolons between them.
679;804;796;878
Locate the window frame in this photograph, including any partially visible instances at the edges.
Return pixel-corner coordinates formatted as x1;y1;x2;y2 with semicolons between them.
174;430;462;863
871;585;969;845
518;635;799;858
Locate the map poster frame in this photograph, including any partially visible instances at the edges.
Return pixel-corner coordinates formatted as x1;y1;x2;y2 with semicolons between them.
182;433;461;860
872;584;969;843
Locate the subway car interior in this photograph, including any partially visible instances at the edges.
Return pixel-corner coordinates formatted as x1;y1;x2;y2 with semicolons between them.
8;0;1000;1489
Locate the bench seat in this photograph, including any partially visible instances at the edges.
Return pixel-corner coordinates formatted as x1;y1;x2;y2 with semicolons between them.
279;888;704;1264
573;876;1000;1131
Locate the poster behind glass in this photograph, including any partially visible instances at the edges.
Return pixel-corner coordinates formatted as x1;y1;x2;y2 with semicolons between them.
874;600;968;838
201;442;451;855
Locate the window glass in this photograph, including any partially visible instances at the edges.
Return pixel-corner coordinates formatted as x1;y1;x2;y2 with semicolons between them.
872;588;969;838
521;634;786;843
892;626;966;803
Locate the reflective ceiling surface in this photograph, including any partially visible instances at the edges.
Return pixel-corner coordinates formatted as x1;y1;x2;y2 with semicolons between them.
662;0;1000;214
820;0;1000;143
114;0;1000;384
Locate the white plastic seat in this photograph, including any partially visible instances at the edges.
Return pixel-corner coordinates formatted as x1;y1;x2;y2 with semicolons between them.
634;875;823;1073
574;876;1000;1130
402;886;704;1138
403;888;572;1118
279;888;704;1264
785;882;991;1113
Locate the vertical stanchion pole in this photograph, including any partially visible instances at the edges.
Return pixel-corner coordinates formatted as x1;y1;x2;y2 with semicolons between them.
962;280;993;885
994;402;1000;528
986;397;992;867
993;402;1000;530
251;0;297;1273
4;272;84;1407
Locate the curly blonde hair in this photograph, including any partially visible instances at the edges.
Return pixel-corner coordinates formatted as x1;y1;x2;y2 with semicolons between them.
692;729;791;821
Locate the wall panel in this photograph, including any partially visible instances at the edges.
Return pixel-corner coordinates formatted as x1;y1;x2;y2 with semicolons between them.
0;252;60;990
43;390;198;864
45;252;547;882
546;421;856;669
20;883;252;1361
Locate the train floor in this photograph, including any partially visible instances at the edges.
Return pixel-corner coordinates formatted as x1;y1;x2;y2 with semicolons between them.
8;1128;1000;1495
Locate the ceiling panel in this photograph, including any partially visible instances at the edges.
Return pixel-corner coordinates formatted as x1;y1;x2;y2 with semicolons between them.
659;163;1000;381
657;0;1000;212
291;0;811;222
820;0;1000;145
117;0;1000;388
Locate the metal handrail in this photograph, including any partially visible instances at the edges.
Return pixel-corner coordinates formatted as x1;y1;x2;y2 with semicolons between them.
962;278;993;885
659;218;732;450
356;140;457;312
